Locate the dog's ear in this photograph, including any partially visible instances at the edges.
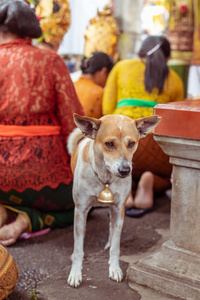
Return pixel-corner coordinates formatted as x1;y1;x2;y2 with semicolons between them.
73;114;101;139
135;115;161;138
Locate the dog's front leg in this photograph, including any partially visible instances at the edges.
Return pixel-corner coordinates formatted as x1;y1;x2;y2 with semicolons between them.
108;204;125;282
68;206;88;288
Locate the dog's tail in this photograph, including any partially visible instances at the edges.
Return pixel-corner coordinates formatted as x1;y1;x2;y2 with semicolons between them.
67;127;84;156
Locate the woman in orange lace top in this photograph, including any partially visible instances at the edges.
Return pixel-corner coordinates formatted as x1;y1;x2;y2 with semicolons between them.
0;0;83;245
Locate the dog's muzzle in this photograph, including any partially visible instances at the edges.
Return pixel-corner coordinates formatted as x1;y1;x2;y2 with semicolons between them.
118;164;131;177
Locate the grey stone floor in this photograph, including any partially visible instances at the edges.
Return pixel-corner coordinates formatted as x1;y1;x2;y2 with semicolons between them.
6;191;173;300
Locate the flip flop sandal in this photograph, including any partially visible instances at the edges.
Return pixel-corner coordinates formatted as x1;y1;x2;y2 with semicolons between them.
125;205;155;218
19;228;51;240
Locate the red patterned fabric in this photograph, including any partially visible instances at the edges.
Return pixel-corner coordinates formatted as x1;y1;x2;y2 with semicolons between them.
0;39;83;192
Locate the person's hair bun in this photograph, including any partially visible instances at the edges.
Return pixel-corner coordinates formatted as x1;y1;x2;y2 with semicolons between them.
0;0;42;38
81;57;90;72
80;52;114;74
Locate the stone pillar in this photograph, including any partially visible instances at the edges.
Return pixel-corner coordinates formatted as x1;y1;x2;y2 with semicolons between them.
127;99;200;300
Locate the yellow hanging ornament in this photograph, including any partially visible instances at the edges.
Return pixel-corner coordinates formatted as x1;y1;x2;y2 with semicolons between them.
36;0;71;51
83;2;119;62
98;184;114;204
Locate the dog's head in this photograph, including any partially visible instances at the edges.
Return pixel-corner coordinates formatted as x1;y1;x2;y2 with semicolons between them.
73;114;161;178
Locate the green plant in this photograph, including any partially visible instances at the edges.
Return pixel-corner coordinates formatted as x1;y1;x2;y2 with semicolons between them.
29;289;37;300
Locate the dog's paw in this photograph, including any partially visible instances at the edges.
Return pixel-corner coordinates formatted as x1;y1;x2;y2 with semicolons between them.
109;266;123;282
68;271;82;288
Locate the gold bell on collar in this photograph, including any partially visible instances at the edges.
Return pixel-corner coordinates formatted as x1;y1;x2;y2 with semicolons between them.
98;184;114;203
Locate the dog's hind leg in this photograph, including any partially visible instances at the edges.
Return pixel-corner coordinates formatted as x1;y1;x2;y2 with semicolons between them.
108;205;125;282
68;206;89;288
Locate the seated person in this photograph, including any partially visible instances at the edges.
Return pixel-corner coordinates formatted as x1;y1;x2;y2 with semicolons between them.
0;0;83;245
102;35;184;217
74;52;114;119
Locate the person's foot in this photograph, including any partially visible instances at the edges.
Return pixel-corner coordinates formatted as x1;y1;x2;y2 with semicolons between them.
0;205;8;228
134;171;154;209
125;171;154;209
0;213;30;246
125;192;135;208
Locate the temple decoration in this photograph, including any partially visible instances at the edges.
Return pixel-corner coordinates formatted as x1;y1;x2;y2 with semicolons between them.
36;0;71;51
24;0;38;7
168;0;194;60
141;0;170;35
191;0;200;64
83;2;119;62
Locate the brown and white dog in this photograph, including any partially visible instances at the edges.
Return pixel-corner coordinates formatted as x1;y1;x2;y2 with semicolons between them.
67;113;161;287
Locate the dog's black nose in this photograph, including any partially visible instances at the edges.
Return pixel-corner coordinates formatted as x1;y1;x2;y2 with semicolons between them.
118;165;131;177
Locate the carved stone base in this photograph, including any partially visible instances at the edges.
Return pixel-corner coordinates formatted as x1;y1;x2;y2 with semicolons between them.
127;240;200;300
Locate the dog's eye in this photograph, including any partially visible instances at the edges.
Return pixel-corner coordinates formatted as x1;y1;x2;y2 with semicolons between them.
105;141;114;149
128;141;135;148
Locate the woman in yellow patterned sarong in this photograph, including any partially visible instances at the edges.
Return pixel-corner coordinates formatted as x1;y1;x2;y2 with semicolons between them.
102;35;184;217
